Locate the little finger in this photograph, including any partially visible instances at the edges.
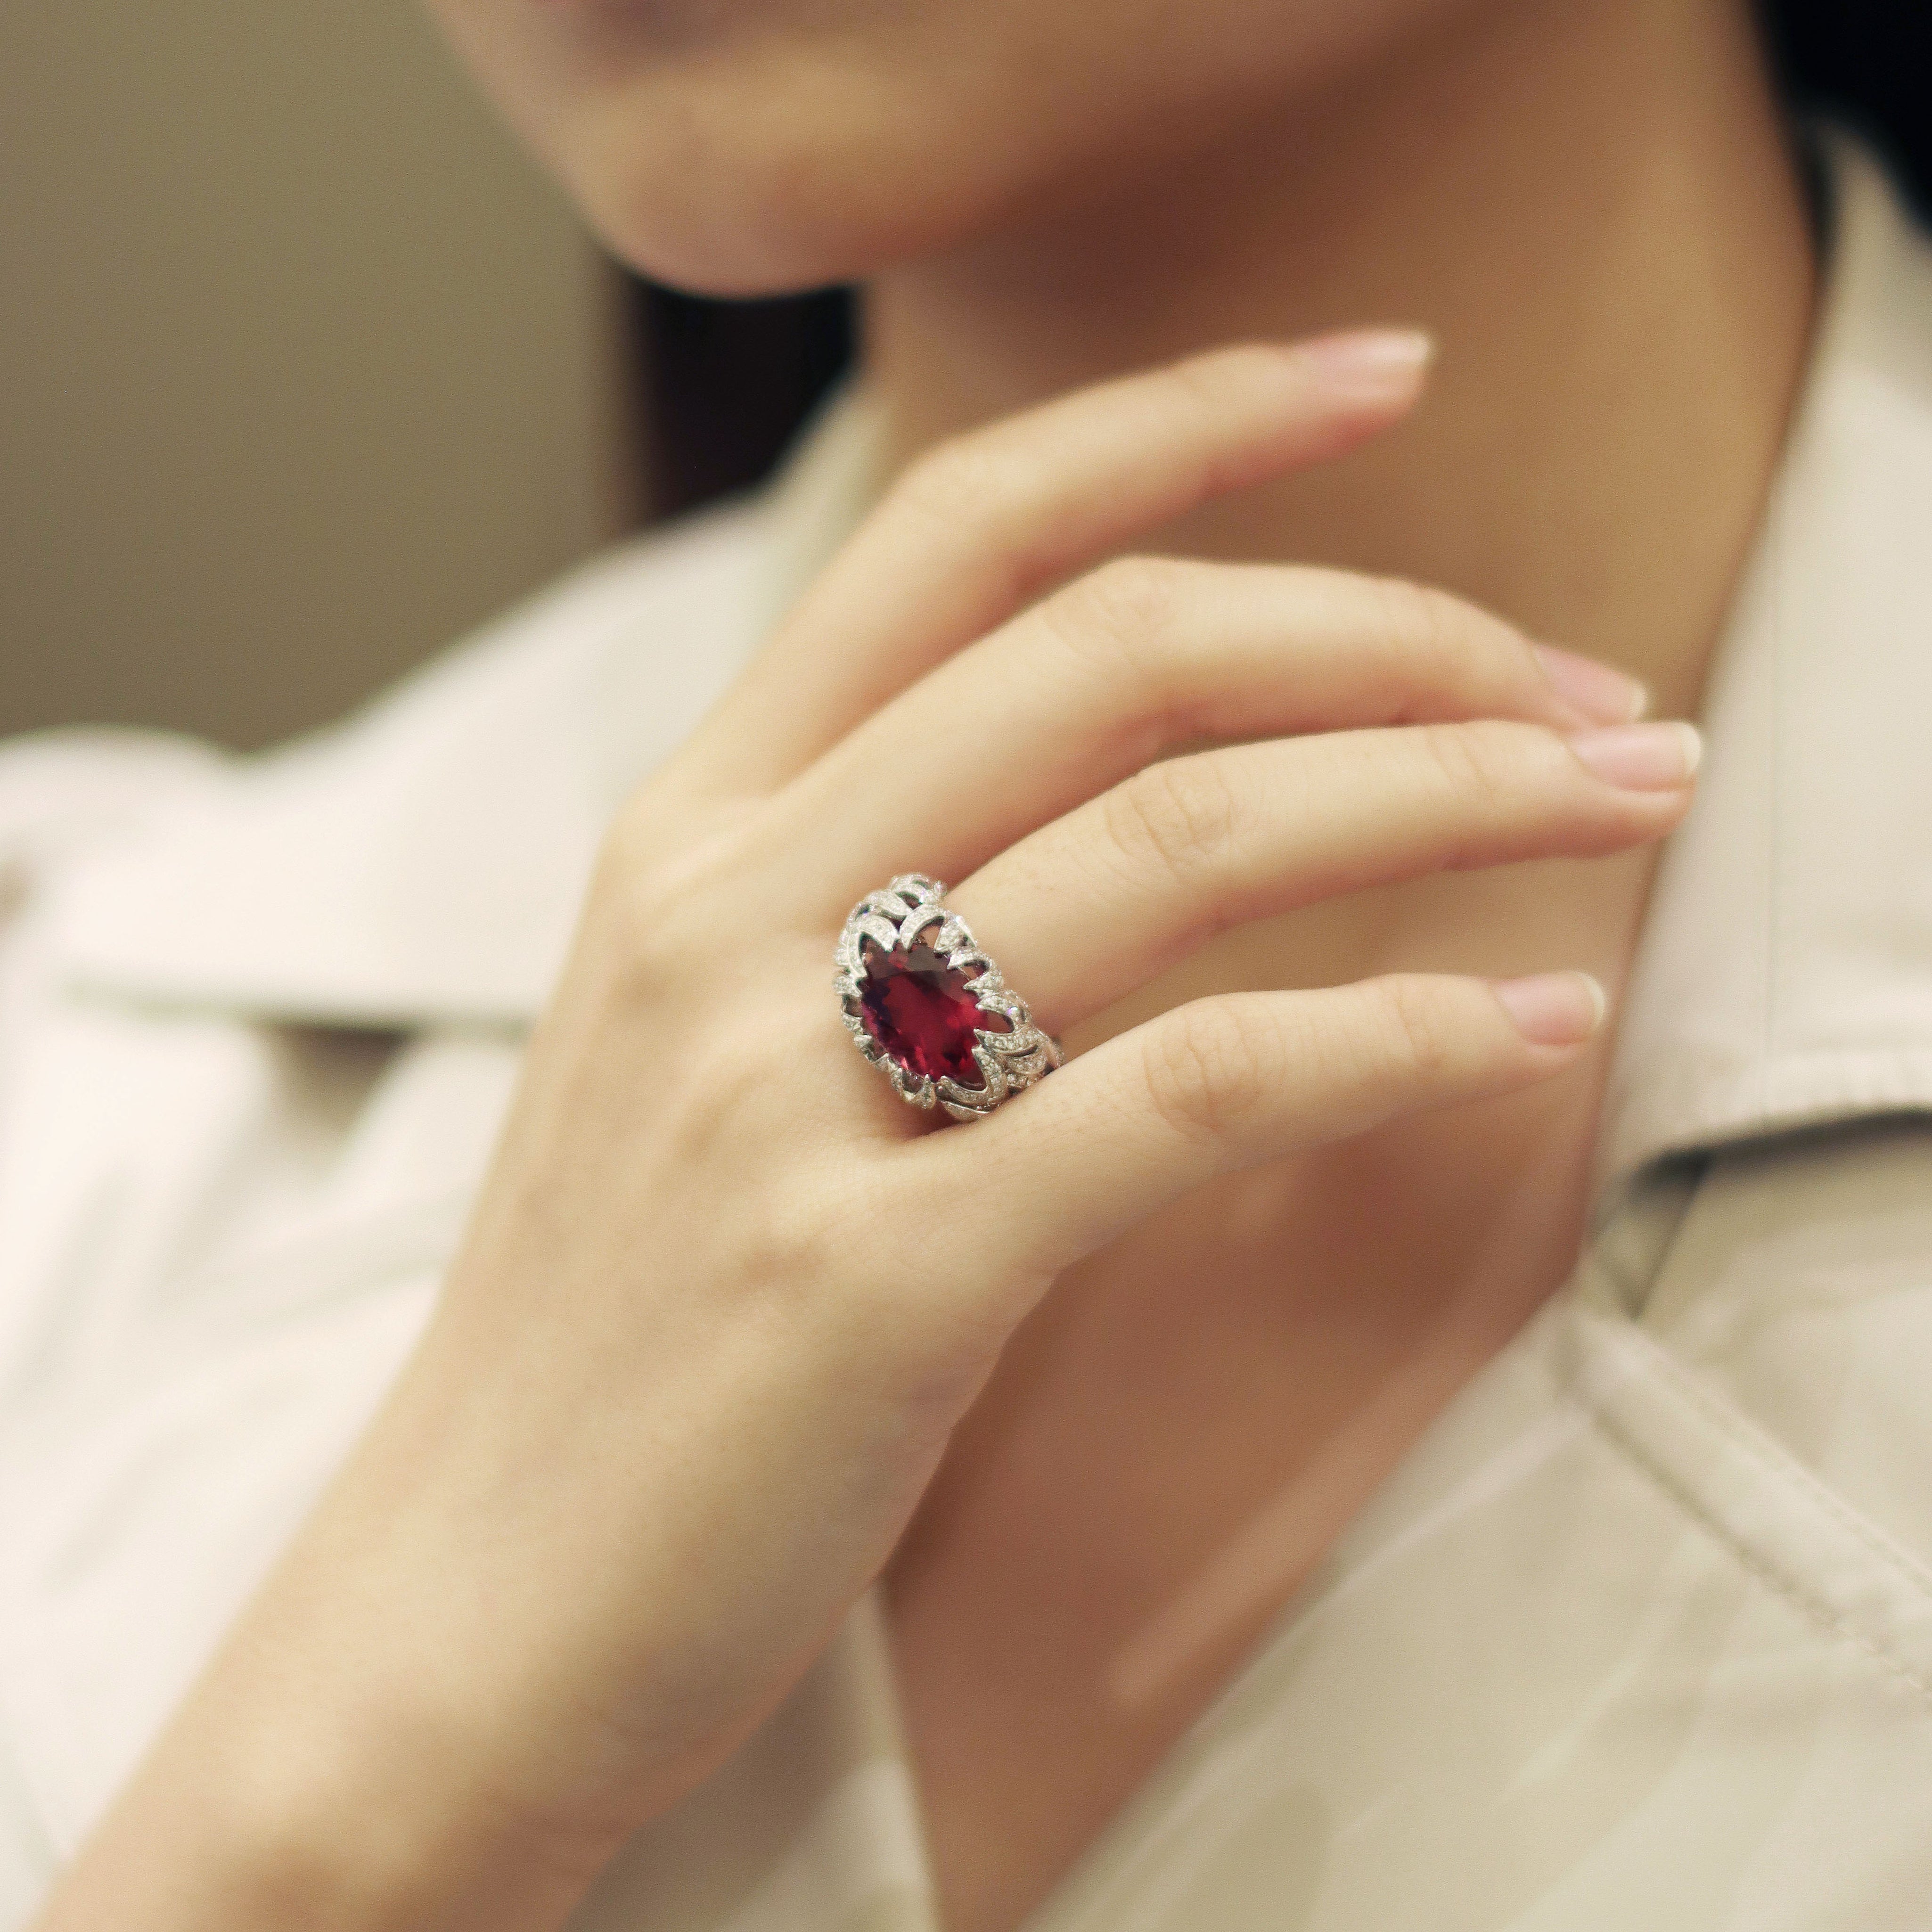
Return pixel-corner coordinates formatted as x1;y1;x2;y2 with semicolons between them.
911;972;1607;1286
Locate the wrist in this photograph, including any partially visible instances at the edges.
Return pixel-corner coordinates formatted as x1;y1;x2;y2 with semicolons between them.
37;1669;612;1932
32;1491;628;1932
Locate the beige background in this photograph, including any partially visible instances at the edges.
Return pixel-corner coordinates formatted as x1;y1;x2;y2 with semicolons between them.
1;5;637;752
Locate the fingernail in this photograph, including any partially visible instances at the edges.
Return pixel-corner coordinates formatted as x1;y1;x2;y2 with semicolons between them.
1491;971;1607;1046
1567;720;1702;791
1294;327;1435;398
1533;644;1649;725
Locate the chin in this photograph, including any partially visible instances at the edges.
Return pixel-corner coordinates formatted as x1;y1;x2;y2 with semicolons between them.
550;66;1015;296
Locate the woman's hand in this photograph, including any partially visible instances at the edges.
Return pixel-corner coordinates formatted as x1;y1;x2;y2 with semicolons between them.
39;333;1691;1932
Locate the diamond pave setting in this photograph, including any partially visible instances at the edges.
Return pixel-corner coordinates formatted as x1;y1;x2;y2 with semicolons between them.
835;874;1063;1121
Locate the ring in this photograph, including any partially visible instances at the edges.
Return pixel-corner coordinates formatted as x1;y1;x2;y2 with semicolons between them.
835;874;1063;1120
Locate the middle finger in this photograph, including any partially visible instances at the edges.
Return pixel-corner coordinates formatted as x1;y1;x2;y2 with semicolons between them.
771;557;1646;907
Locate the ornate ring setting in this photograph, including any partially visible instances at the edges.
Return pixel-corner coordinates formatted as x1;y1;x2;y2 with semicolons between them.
835;874;1062;1120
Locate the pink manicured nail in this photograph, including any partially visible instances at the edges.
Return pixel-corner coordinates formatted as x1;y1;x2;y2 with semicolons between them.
1533;644;1649;725
1295;327;1435;397
1567;721;1702;790
1491;971;1607;1046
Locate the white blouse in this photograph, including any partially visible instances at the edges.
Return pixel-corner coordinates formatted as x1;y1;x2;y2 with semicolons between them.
3;130;1932;1930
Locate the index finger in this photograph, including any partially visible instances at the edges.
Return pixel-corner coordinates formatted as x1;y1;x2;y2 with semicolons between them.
671;330;1434;798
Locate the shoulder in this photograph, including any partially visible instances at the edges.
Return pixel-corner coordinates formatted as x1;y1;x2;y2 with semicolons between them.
0;730;224;899
21;487;786;1031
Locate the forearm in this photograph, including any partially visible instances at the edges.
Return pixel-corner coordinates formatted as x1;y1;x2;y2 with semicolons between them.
37;1792;589;1932
28;1321;630;1932
30;1577;606;1932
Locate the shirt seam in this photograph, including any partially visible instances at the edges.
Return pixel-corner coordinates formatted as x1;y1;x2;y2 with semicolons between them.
1758;450;1785;1136
1575;1388;1932;1718
1586;1298;1932;1604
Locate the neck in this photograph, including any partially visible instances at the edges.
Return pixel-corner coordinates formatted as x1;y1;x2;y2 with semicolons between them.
876;12;1821;1867
864;0;1815;719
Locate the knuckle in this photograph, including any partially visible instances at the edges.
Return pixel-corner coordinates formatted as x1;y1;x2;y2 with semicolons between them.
1155;343;1288;432
1367;578;1541;713
1367;974;1461;1083
722;1170;843;1300
1145;352;1244;444
891;431;1011;531
1415;718;1531;816
1373;575;1474;682
679;1018;782;1136
588;814;682;974
586;806;750;999
597;793;671;886
1158;346;1239;409
662;996;836;1186
1040;557;1211;756
1496;618;1556;700
1318;571;1543;721
1142;1000;1276;1142
1105;754;1239;886
1058;554;1188;656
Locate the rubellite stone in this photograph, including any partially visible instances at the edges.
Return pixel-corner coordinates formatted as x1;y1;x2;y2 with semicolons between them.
857;936;1011;1087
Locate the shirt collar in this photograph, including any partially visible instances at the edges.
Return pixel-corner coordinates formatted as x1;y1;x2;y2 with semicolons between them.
1588;128;1932;1222
49;136;1932;1228
47;387;885;1028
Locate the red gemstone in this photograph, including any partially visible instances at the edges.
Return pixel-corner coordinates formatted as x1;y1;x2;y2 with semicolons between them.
857;936;1011;1087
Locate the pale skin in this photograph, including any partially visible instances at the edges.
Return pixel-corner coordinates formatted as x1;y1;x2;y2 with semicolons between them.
33;0;1815;1928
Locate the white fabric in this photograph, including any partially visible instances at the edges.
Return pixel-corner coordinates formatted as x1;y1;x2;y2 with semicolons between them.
1595;139;1932;1212
3;131;1932;1930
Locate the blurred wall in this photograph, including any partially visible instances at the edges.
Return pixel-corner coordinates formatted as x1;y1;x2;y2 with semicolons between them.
0;6;638;752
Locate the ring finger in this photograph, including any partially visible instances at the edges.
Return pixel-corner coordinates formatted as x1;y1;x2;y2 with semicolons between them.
943;714;1700;1035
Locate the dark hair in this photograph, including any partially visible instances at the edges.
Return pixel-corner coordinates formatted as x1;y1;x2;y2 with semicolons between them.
633;1;1931;518
1759;0;1930;218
